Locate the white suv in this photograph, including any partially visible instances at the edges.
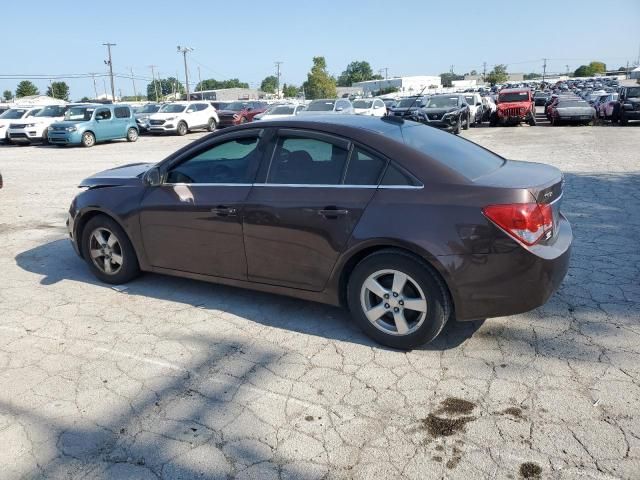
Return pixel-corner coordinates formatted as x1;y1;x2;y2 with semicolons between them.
148;102;219;135
0;106;42;144
463;93;484;125
7;104;69;144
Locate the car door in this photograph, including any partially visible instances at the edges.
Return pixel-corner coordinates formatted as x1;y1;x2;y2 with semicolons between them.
93;107;117;140
195;103;209;127
138;130;265;279
114;106;131;138
243;130;387;291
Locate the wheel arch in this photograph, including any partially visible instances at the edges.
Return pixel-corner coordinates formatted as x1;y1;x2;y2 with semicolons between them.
74;208;141;265
334;240;457;316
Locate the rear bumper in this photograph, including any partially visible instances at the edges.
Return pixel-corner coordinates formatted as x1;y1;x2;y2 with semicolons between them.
446;213;572;321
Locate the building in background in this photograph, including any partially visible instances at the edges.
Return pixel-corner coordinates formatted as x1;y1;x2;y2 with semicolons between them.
353;76;442;97
189;88;262;101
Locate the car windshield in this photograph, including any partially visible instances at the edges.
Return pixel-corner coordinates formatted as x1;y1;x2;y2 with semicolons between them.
268;106;296;115
159;104;186;113
225;102;249;111
35;105;67;117
306;100;335;111
499;92;530;102
396;98;421;108
353;100;373;109
396;123;504;180
0;109;29;119
64;106;95;121
534;92;546;97
138;104;160;114
426;97;459;108
626;87;640;98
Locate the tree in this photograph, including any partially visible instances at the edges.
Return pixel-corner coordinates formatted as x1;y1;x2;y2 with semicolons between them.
375;86;399;96
46;81;70;101
469;69;478;76
79;96;91;102
440;72;464;87
282;83;299;98
2;90;11;101
194;78;250;91
486;64;508;85
524;72;540;80
146;77;184;101
337;60;381;87
15;80;39;98
574;61;607;77
302;57;337;99
260;75;278;94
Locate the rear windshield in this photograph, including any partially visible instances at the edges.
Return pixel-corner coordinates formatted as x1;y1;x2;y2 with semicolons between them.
307;100;335;111
395;122;504;180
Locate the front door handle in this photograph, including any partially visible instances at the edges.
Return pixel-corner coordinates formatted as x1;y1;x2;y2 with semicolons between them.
317;207;349;218
211;206;237;217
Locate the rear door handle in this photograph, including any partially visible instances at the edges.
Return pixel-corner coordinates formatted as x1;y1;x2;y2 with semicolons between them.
210;206;237;217
317;207;349;218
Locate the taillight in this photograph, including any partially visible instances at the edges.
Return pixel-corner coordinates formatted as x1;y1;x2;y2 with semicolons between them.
483;203;553;246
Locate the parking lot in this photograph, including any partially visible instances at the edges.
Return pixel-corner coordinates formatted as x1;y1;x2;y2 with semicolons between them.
1;117;639;479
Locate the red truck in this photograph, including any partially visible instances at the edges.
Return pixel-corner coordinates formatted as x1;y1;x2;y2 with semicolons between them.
490;88;536;126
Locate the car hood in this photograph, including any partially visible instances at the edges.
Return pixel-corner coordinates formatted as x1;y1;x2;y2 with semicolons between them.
498;102;528;109
353;108;373;114
51;120;87;128
218;110;244;116
149;112;184;120
422;107;457;114
79;162;153;188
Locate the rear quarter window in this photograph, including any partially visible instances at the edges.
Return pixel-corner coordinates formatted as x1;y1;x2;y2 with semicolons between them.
398;123;504;180
114;107;130;118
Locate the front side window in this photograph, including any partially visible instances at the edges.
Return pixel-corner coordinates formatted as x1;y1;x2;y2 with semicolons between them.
268;136;348;185
160;104;186;113
166;137;260;184
96;109;112;120
344;149;386;185
65;106;95;121
36;105;66;117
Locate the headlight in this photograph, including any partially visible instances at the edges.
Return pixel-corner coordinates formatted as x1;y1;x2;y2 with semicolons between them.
25;123;36;128
65;126;77;132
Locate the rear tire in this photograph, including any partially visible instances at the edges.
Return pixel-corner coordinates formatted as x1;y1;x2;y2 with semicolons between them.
81;214;140;285
126;127;138;142
528;113;536;126
620;112;628;126
347;250;451;350
489;113;498;127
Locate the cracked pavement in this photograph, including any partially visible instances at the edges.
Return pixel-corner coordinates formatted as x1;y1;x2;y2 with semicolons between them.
0;121;639;479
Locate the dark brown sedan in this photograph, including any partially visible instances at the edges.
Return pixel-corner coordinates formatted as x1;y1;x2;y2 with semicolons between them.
67;115;572;349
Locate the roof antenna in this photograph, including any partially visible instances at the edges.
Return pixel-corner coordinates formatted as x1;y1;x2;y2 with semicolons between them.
402;84;430;117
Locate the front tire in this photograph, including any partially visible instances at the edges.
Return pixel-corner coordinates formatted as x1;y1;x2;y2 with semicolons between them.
81;214;140;285
453;117;462;134
207;118;217;132
176;121;188;136
41;128;49;145
347;250;451;349
528;113;536;126
463;114;470;130
81;131;95;148
126;127;138;142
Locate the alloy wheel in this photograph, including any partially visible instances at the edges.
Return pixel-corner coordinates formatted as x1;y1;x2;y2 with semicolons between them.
89;227;123;275
360;269;428;336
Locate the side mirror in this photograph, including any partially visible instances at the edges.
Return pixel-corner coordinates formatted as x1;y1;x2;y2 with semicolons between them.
476;102;482;107
144;167;162;187
336;107;344;112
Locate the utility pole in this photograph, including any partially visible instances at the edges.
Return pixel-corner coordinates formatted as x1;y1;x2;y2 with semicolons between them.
197;66;203;100
450;64;454;75
482;62;487;83
148;65;159;101
626;61;630;79
129;67;138;101
90;73;98;100
102;78;108;99
275;61;283;98
102;42;117;102
177;45;193;99
565;65;570;76
542;58;547;83
49;79;55;99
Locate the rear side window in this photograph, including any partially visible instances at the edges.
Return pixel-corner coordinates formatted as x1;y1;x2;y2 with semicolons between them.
344;148;386;185
268;136;349;185
114;107;130;118
96;108;111;120
397;123;504;180
380;163;420;186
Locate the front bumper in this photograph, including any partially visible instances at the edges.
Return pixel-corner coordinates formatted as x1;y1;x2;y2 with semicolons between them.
8;127;45;143
67;208;81;256
448;213;572;321
148;124;178;133
48;130;83;145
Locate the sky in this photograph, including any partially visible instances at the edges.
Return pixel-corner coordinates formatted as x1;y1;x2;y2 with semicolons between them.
1;0;639;100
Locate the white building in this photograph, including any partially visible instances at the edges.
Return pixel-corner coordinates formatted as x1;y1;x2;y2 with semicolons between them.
631;67;640;80
353;76;442;97
10;95;67;106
